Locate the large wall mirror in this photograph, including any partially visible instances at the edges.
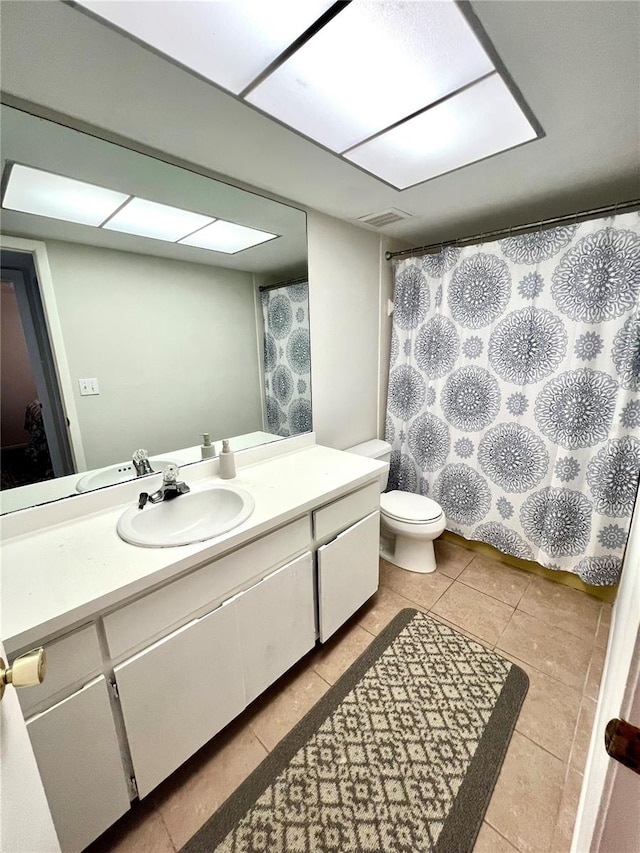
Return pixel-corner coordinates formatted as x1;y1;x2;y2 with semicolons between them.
0;103;309;514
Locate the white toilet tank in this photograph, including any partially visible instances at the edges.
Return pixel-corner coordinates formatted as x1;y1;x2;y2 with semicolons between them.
346;439;392;492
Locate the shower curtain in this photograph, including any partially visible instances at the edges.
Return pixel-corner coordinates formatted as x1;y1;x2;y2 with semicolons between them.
386;211;640;585
261;282;312;437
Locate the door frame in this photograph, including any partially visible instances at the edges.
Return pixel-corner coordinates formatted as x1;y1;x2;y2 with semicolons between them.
0;235;86;472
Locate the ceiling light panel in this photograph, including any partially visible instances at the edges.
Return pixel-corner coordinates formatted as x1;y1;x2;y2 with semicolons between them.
246;0;494;153
102;198;214;241
180;220;277;254
345;74;537;189
76;0;336;94
2;164;129;226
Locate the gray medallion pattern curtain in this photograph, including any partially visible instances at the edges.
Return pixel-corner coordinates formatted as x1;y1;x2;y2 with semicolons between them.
261;282;312;437
386;211;640;585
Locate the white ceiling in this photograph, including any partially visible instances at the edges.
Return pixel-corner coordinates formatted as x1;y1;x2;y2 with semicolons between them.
1;0;639;247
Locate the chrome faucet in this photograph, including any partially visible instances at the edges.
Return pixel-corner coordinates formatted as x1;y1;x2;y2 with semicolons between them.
132;449;153;476
148;464;190;503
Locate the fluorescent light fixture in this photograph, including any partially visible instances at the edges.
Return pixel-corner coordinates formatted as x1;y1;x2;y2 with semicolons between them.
180;220;277;254
102;197;214;241
76;0;336;94
2;163;129;226
345;75;537;189
246;0;494;152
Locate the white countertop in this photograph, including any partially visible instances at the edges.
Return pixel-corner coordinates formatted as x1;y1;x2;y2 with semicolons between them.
1;442;383;653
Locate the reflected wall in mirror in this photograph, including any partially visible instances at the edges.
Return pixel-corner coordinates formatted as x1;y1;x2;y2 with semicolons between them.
0;104;309;514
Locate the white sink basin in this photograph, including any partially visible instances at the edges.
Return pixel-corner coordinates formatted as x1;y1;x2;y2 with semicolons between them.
116;484;255;547
76;459;181;493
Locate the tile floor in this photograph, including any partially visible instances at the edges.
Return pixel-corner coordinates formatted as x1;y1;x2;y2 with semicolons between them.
88;539;611;853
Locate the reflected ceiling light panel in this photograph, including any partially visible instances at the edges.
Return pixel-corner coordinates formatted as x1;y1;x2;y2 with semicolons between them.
102;197;214;241
345;75;537;190
76;0;336;94
179;220;277;254
2;164;129;226
246;0;494;152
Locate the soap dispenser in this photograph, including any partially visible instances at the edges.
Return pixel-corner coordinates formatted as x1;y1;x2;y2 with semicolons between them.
219;439;236;479
200;433;215;460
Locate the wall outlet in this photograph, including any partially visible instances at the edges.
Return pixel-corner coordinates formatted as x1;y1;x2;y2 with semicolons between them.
78;378;100;396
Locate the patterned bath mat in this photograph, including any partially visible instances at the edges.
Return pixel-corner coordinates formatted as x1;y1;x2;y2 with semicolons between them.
181;609;528;853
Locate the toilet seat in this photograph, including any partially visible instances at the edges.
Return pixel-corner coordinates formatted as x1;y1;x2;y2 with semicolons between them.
381;490;443;523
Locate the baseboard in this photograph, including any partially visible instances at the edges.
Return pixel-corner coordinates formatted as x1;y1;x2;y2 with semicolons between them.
440;531;618;604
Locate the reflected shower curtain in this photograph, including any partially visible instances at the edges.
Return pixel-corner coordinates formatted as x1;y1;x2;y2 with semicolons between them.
261;282;312;437
386;212;640;585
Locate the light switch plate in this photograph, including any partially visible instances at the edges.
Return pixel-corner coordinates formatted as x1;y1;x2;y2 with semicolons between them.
79;378;100;396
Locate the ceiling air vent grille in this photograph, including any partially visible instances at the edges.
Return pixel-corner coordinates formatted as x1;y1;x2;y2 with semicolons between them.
358;208;411;228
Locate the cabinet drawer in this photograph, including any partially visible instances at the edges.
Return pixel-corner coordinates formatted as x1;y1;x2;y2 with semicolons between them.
18;624;103;716
104;515;311;659
313;481;379;543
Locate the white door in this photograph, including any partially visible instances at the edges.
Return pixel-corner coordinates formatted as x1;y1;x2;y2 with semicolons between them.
0;637;60;853
572;493;640;852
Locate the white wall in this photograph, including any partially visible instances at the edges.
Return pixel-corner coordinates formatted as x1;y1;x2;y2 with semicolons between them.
44;240;263;469
307;211;382;449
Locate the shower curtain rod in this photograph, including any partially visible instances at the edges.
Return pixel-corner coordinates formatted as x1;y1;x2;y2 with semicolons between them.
384;197;640;261
258;275;308;293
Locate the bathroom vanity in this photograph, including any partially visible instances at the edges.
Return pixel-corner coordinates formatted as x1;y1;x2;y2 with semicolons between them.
0;436;384;853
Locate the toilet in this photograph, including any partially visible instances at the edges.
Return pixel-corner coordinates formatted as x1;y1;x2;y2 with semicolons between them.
347;440;447;574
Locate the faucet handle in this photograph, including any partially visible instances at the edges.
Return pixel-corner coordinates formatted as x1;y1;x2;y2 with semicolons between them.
162;463;180;483
132;449;153;476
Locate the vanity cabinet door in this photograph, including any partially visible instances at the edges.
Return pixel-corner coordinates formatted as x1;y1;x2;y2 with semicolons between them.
26;676;130;853
236;552;316;705
114;598;244;799
317;510;380;642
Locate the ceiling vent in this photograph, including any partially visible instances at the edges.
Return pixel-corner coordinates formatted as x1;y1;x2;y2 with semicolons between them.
357;208;412;228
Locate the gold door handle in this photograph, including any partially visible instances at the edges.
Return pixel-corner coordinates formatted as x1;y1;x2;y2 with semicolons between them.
0;648;46;702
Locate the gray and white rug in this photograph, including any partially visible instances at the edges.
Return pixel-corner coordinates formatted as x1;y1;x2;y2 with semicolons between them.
182;609;528;853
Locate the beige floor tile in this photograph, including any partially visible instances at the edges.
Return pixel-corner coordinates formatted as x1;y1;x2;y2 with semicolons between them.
594;605;612;650
550;769;584;853
497;611;592;692
246;665;330;752
357;585;424;635
151;718;268;849
431;581;514;646
569;696;597;774
585;646;606;701
473;822;519;852
380;558;452;610
518;576;602;640
458;555;531;607
502;654;582;761
433;538;476;578
312;617;374;685
485;731;565;853
86;798;174;853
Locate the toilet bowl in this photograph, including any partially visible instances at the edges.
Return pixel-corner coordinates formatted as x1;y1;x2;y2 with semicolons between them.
346;440;447;574
380;490;446;574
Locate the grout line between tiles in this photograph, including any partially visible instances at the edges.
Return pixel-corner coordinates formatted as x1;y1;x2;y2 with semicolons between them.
154;803;178;853
483;817;522;853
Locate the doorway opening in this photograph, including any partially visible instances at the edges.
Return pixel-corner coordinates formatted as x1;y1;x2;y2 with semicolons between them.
1;250;74;490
